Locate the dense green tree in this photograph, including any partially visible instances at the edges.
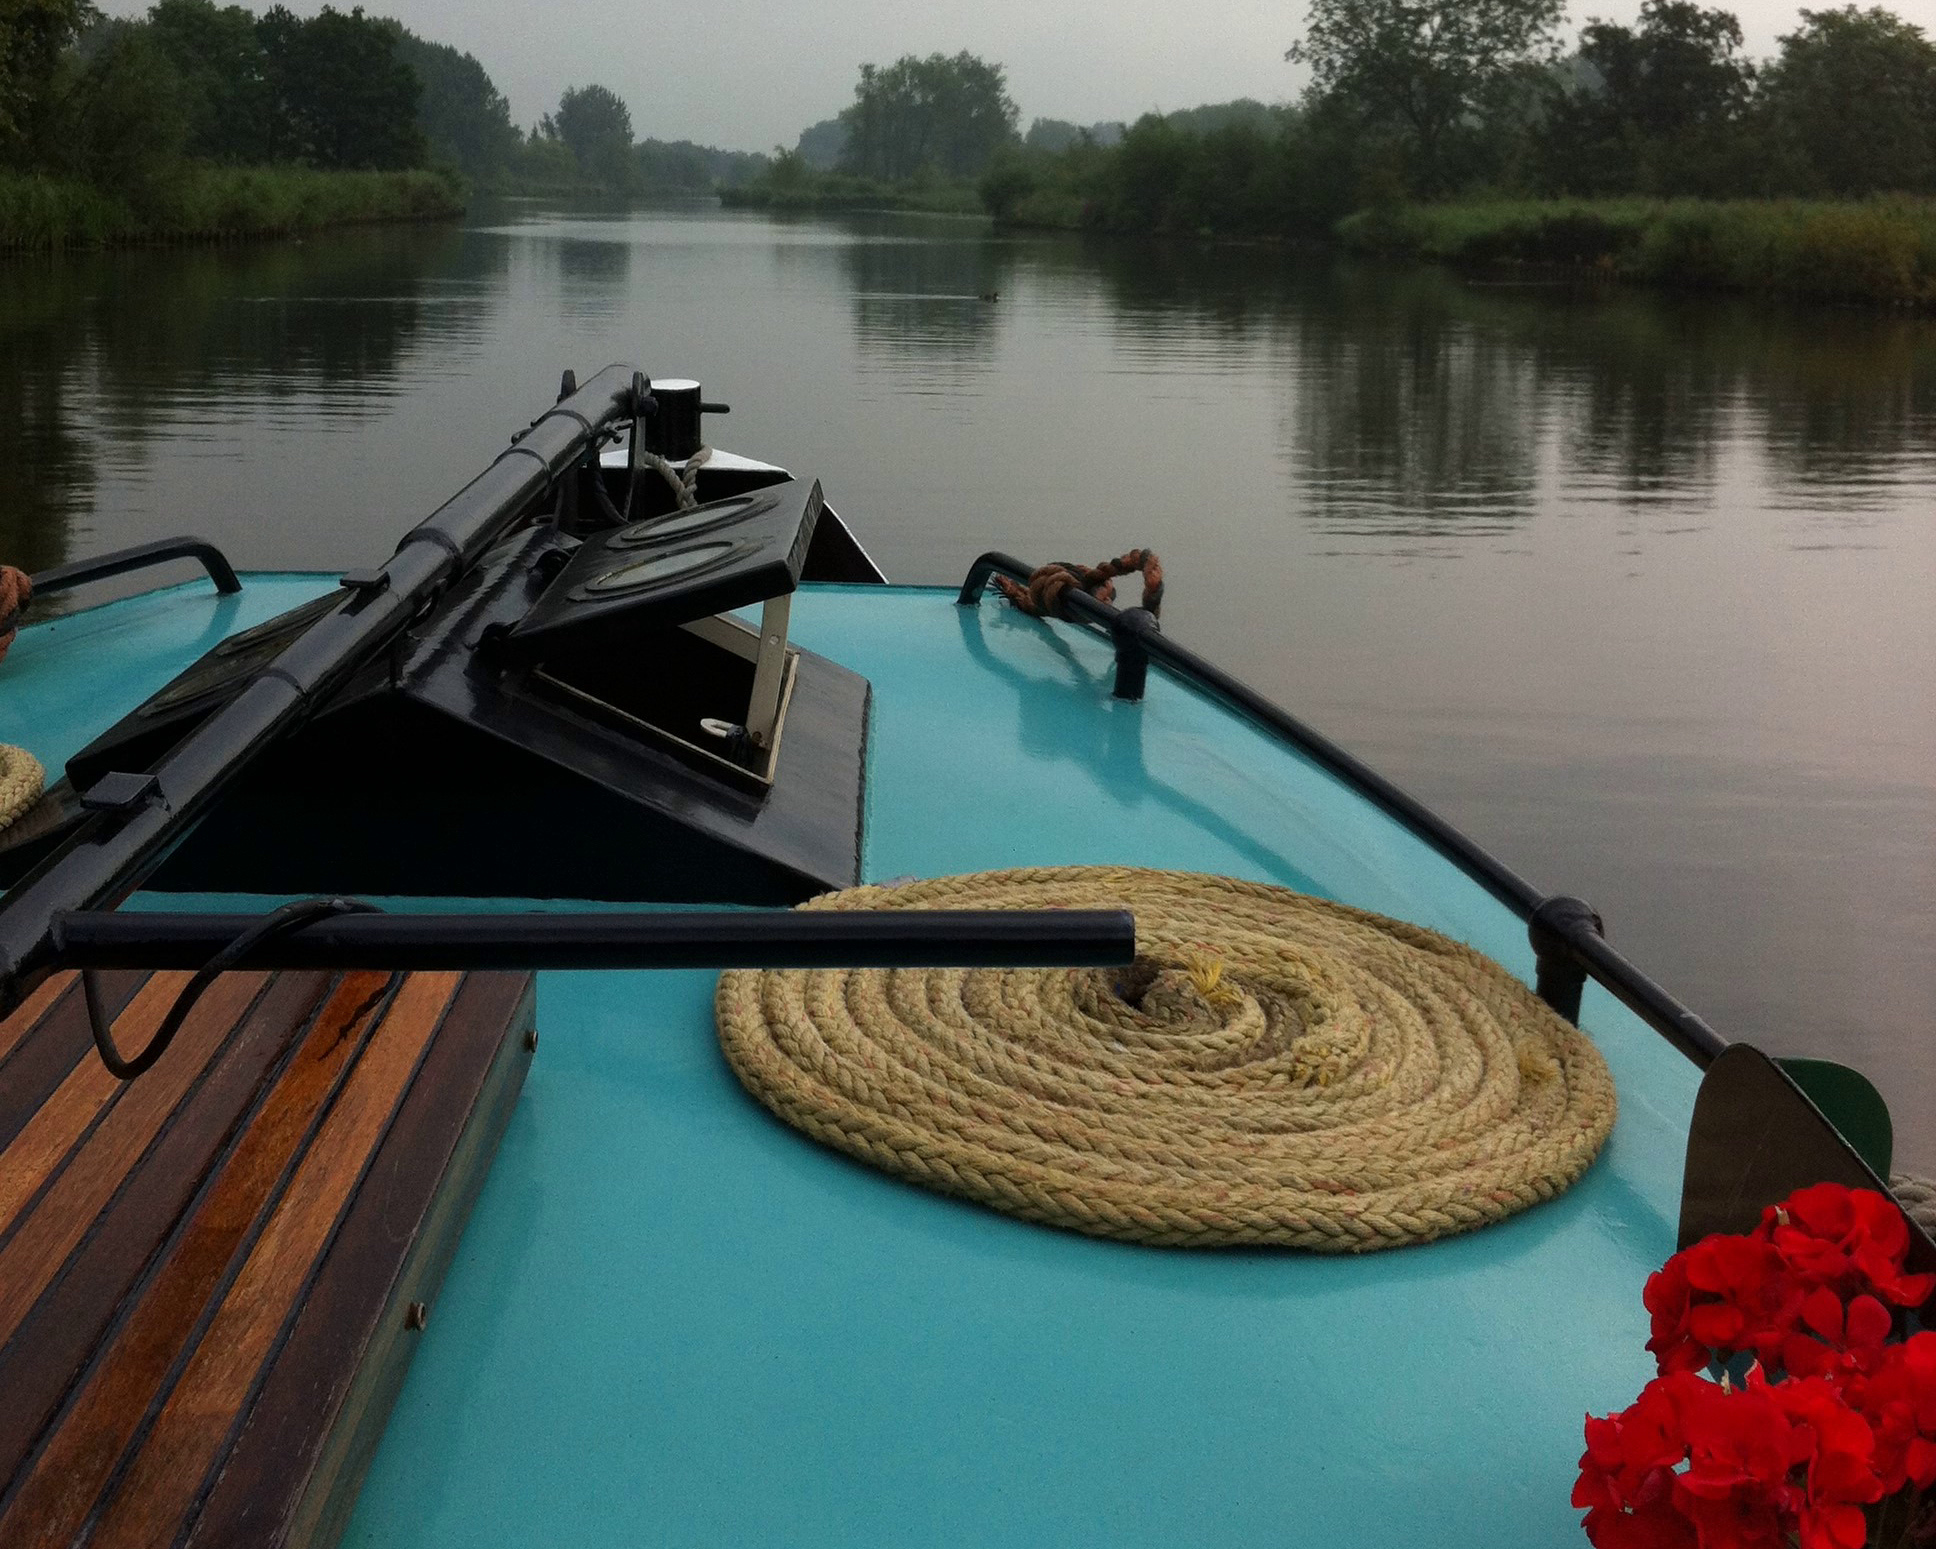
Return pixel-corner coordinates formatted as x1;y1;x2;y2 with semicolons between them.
546;83;635;190
794;115;845;168
515;125;578;188
635;137;765;190
39;19;189;203
1287;0;1566;192
838;52;1017;181
257;6;424;169
146;0;274;164
1543;2;1756;195
1023;117;1124;151
0;0;89;155
395;31;517;182
1757;6;1936;193
1161;99;1279;135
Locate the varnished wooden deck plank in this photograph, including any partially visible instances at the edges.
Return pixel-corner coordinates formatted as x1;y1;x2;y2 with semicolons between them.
0;972;77;1070
190;972;535;1549
0;970;340;1494
0;971;144;1157
0;972;201;1245
0;973;393;1548
83;972;462;1549
0;963;531;1549
0;972;270;1347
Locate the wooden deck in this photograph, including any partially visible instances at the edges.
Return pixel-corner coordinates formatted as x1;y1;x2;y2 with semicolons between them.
0;964;534;1549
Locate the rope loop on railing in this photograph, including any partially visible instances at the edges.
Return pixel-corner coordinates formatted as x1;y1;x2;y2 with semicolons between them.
994;548;1163;621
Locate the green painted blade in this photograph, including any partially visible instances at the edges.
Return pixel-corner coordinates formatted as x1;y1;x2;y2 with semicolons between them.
1775;1056;1894;1179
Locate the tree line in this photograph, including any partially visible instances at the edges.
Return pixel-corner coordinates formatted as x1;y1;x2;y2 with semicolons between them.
0;0;764;210
984;1;1936;234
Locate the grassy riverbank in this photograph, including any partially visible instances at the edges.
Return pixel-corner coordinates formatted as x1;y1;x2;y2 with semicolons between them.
1340;199;1936;307
0;168;464;252
721;170;982;217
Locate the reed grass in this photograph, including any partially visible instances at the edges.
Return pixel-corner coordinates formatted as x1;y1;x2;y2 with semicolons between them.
1336;198;1936;307
0;166;464;251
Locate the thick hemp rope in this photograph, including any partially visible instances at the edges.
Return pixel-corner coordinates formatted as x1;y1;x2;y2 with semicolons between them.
1893;1174;1936;1238
716;866;1617;1251
0;743;41;832
0;563;29;665
0;566;41;833
995;549;1164;621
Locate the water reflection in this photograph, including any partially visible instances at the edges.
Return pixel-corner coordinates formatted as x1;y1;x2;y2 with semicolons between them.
0;224;468;572
0;260;98;572
839;216;1013;382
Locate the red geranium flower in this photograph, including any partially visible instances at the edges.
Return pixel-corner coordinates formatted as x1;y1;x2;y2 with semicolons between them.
1759;1183;1936;1309
1645;1234;1801;1372
1782;1289;1895;1381
1582;1184;1934;1549
1762;1375;1883;1548
1844;1331;1936;1496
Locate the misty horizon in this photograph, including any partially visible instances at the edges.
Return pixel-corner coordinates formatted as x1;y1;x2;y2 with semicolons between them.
96;0;1842;154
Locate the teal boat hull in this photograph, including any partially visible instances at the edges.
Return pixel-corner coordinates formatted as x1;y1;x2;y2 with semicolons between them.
0;577;1698;1547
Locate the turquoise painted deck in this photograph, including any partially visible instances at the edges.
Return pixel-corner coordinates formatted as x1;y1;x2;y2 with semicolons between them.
1;578;1701;1547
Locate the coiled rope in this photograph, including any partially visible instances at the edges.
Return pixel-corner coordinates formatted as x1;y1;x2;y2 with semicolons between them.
0;564;29;664
716;866;1617;1251
0;565;42;832
1893;1174;1936;1237
995;548;1164;620
0;743;41;832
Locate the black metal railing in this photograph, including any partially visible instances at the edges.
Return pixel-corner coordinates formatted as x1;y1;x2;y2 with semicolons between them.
51;906;1136;972
958;550;1729;1069
31;536;241;601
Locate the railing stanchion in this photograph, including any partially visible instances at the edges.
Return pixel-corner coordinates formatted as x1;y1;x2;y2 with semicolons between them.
1528;895;1604;1025
1110;608;1156;701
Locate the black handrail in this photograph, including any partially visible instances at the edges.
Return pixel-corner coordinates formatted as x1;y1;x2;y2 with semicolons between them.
30;536;241;601
958;550;1729;1069
51;907;1137;971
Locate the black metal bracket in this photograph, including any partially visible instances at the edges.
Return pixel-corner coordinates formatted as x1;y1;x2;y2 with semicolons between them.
79;771;164;814
1110;607;1158;701
1527;895;1604;1024
30;537;241;603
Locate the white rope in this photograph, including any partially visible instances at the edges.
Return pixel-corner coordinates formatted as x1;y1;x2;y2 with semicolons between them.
640;445;712;512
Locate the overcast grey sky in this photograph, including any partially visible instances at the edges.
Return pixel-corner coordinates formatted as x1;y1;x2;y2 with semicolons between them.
104;0;1854;153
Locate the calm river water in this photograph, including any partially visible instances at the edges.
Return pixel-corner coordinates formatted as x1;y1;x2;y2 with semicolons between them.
3;199;1933;1166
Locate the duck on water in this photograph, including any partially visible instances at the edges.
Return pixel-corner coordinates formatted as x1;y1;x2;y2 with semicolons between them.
0;364;1927;1548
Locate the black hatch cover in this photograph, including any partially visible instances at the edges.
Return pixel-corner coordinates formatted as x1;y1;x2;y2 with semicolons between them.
502;478;822;662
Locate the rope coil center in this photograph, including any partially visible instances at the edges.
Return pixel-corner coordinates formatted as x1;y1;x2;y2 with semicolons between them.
716;867;1617;1251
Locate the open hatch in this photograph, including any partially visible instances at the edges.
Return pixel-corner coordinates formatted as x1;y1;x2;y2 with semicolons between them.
35;478;869;905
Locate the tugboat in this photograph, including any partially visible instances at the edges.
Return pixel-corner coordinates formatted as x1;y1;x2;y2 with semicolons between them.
0;364;1925;1548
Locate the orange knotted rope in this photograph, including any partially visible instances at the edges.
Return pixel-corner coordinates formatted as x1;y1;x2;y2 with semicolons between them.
994;549;1163;621
0;565;30;666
